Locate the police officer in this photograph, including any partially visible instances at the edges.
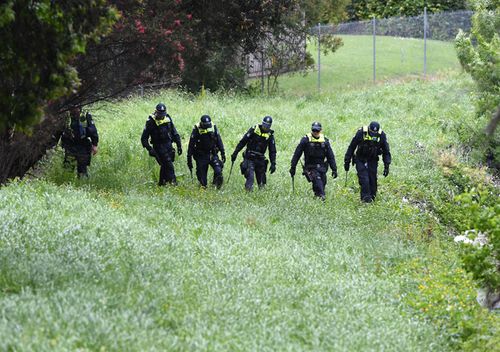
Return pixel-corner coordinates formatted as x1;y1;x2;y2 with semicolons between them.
290;122;337;200
61;106;99;178
344;121;391;203
231;116;276;191
141;102;182;185
187;115;226;188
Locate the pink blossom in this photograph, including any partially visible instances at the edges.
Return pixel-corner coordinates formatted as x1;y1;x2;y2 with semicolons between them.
176;42;185;52
135;19;145;34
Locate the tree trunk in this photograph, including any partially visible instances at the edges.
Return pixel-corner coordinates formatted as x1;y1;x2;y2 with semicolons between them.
0;114;65;185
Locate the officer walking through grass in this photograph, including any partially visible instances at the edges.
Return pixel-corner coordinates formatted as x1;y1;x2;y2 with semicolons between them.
290;122;337;200
344;121;391;203
230;116;276;191
61;106;99;178
141;102;182;185
187;115;225;188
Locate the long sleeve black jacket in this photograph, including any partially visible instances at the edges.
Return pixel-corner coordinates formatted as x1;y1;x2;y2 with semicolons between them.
290;135;337;172
141;114;181;152
344;129;391;165
233;125;276;164
187;124;225;158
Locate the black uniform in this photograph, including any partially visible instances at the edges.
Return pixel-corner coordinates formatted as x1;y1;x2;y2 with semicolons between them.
61;112;99;177
344;126;391;202
290;133;337;198
232;124;276;190
187;123;225;188
141;114;182;185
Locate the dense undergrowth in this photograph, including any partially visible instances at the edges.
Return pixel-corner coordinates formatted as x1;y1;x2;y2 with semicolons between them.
1;72;499;351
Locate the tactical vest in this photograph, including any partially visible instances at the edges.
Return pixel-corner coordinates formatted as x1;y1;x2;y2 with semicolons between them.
150;115;173;144
246;125;271;155
304;133;328;165
356;126;382;159
194;123;218;152
65;118;89;142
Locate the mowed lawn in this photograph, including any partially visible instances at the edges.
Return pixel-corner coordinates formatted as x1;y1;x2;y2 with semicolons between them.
0;74;482;350
278;35;460;95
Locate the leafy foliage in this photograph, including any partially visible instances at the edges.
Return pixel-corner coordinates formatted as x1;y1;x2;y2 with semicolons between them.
68;0;194;108
456;188;500;290
0;0;117;132
179;0;348;91
455;0;500;135
347;0;468;20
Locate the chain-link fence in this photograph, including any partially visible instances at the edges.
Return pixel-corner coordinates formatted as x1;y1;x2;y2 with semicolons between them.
248;9;473;93
310;9;472;91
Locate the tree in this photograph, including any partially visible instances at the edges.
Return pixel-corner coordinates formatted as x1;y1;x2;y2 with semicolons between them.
179;0;348;92
260;0;346;94
455;0;500;137
66;0;194;109
346;0;468;20
0;0;117;132
0;0;117;184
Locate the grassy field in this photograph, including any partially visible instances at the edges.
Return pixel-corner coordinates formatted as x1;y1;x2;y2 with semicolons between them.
277;35;460;95
1;73;498;350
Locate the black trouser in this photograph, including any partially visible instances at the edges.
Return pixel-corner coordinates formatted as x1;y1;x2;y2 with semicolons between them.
243;157;267;190
64;151;91;177
155;151;176;185
195;154;223;188
304;166;327;198
355;159;378;202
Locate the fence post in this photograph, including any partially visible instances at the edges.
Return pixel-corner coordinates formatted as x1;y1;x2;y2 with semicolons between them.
261;50;265;94
372;17;376;82
423;7;427;77
317;23;321;92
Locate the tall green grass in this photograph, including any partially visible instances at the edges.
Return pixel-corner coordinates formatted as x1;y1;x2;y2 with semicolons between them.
277;35;460;95
1;73;497;350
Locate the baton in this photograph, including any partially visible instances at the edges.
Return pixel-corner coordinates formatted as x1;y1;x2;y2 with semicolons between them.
227;160;234;183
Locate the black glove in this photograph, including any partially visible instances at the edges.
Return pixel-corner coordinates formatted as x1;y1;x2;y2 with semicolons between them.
187;156;193;169
383;165;389;177
270;163;276;174
344;162;350;172
332;170;338;179
177;146;182;156
221;153;226;164
148;148;157;157
231;153;237;162
289;167;296;177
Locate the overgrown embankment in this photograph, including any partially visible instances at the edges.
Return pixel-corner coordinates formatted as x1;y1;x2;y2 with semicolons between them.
0;73;498;351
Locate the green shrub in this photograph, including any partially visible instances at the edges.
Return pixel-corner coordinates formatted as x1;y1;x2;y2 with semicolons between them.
455;187;500;291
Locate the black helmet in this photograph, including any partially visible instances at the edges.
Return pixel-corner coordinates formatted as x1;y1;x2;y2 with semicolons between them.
200;115;212;129
155;103;167;117
368;121;380;133
311;121;322;132
261;116;272;132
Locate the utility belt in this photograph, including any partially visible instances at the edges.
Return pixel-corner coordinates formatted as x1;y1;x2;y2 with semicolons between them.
194;149;219;158
303;163;327;182
245;150;265;160
240;156;268;175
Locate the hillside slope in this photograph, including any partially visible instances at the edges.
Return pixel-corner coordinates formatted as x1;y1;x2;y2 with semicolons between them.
0;74;497;351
